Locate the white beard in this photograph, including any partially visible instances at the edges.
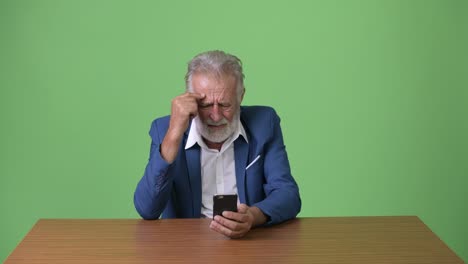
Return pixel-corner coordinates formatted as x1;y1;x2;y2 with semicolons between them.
195;110;240;143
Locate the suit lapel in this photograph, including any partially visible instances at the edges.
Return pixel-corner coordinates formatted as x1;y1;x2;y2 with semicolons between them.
185;144;202;218
234;138;249;204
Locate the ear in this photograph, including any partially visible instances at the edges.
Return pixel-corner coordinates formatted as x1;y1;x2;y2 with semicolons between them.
240;88;245;103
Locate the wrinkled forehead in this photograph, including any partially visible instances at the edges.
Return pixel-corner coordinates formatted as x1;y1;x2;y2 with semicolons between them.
191;73;237;101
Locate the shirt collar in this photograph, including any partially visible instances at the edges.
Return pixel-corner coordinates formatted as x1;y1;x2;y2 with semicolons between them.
185;116;248;150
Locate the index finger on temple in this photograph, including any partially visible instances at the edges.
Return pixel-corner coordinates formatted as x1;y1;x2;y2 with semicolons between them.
188;92;205;99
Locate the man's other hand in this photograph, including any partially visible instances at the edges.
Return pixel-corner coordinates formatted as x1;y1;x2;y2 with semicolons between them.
161;92;205;163
168;92;205;136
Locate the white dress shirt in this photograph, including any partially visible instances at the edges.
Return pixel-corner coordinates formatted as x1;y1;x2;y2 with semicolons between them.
185;116;248;218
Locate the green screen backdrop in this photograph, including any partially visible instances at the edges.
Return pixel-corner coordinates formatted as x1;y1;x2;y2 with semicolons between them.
1;0;467;262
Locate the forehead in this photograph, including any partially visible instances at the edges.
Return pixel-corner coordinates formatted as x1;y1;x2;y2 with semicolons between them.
191;73;237;100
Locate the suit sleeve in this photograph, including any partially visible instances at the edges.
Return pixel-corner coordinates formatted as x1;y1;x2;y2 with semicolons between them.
252;109;301;225
133;119;174;219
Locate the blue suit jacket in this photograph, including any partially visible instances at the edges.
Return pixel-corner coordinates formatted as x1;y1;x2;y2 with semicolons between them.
134;106;301;225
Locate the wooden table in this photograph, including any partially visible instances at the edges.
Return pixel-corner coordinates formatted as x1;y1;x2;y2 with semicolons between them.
5;216;463;263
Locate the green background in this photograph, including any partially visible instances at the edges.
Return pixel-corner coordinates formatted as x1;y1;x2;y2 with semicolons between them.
1;0;467;262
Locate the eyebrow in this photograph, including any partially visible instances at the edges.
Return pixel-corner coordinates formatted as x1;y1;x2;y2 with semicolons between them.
198;100;231;106
198;102;212;106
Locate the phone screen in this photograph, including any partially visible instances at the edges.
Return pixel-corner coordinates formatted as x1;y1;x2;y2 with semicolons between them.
213;194;238;218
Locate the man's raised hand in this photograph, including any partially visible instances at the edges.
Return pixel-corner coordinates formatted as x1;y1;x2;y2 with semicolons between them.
161;92;205;163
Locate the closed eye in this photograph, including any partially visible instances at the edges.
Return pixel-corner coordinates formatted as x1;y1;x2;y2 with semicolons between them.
219;103;231;108
198;103;231;109
199;103;213;109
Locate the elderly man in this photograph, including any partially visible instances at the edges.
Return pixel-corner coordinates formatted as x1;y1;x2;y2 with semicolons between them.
134;50;301;238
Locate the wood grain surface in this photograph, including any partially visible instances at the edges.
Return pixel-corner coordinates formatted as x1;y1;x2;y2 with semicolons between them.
5;216;464;263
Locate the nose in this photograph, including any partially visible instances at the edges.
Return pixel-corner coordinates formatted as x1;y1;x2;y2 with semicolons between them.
209;104;222;122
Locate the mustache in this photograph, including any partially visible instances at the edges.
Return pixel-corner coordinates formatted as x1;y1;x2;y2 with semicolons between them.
205;119;228;126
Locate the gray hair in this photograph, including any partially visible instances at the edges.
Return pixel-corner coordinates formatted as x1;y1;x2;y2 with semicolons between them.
185;50;245;101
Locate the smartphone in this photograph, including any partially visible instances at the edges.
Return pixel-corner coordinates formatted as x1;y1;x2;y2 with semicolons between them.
213;194;238;219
